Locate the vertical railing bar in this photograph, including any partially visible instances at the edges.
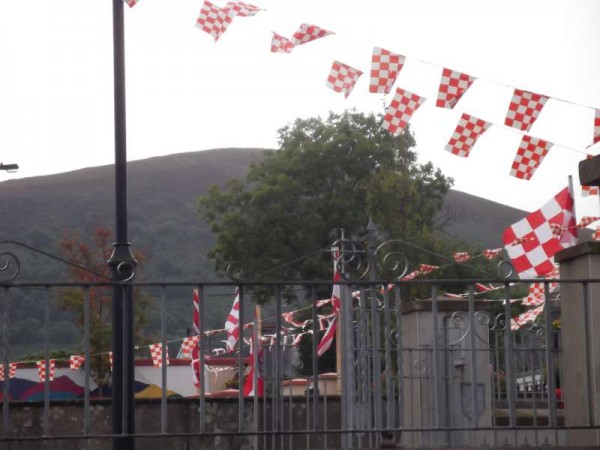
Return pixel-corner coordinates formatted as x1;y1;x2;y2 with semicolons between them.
253;305;259;450
43;287;51;436
288;380;293;450
160;286;168;434
408;348;415;448
382;286;394;429
323;371;328;449
503;283;517;428
394;286;404;443
582;281;594;426
83;287;91;436
198;285;206;433
238;286;245;433
364;290;374;448
310;286;319;445
468;284;478;443
343;282;355;448
370;284;382;447
431;284;441;431
275;286;282;442
530;350;537;428
2;287;10;436
358;289;370;448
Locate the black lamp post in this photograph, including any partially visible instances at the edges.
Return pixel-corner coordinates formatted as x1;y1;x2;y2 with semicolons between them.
108;1;137;449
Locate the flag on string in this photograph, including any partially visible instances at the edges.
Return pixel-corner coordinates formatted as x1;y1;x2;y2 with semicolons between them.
453;252;471;263
243;335;264;397
503;187;577;278
196;1;233;42
326;61;362;98
192;289;201;387
511;305;544;330
149;343;169;368
124;0;141;7
180;335;199;358
271;32;295;53
36;360;56;383
9;363;16;379
445;113;491;157
291;23;333;45
594;109;600;145
225;1;261;17
436;68;475;109
0;365;3;381
224;288;241;351
504;89;549;132
69;355;85;370
369;47;405;94
483;248;502;260
317;249;341;357
382;88;425;136
509;135;553;180
419;264;439;275
401;270;419;281
593;226;600;241
579;216;600;228
581;155;599;196
522;281;558;306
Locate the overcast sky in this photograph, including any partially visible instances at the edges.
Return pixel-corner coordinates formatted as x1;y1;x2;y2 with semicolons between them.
1;0;599;216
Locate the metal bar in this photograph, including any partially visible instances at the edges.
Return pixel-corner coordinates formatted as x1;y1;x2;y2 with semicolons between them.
431;284;441;431
198;285;206;433
468;284;478;437
275;286;283;447
394;286;404;437
2;288;9;436
382;286;393;429
84;288;91;435
160;286;168;433
310;286;319;444
370;285;382;446
43;288;50;436
582;282;594;426
503;283;517;427
253;305;259;450
238;286;245;432
343;282;355;448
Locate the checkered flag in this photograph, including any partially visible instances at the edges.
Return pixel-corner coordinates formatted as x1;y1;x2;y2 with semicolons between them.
445;113;491;157
69;355;85;370
436;68;475;109
509;135;553;180
36;360;56;383
369;47;405;94
503;187;577;278
594;109;600;145
453;252;471;263
382;88;425;136
326;61;362;98
196;1;233;42
225;1;261;17
511;305;544;330
271;33;295;53
124;0;141;7
291;23;333;45
504;89;549;132
581;155;599;196
149;343;170;369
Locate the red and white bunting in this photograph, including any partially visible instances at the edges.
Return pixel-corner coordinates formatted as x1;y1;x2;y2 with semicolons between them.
436;68;475;109
593;226;600;241
224;288;240;351
504;89;549;132
181;335;200;358
483;248;502;260
196;1;233;42
69;355;85;370
509;135;553;180
225;1;261;17
382;88;426;136
369;47;405;94
192;289;201;388
550;223;564;238
419;264;439;275
503;187;577;278
582;185;599;197
511;305;545;330
271;32;295;53
0;365;3;381
292;333;305;346
594;109;600;145
291;23;333;46
317;249;341;357
36;360;56;383
9;363;16;379
474;283;496;293
578;216;600;228
401;270;419;281
242;335;264;397
282;311;310;328
326;61;362;98
445;113;491;157
109;352;113;371
453;252;471;263
149;343;170;369
522;281;558;306
124;0;140;7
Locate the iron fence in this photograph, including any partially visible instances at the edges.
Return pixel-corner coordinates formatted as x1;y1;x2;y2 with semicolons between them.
0;279;597;449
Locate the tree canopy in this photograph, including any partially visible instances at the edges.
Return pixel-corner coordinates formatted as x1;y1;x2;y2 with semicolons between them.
198;111;459;290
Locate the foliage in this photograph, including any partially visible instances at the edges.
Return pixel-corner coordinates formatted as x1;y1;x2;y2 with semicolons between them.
57;227;152;388
198;111;457;301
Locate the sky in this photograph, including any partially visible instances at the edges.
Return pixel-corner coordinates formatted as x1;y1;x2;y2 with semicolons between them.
1;0;599;216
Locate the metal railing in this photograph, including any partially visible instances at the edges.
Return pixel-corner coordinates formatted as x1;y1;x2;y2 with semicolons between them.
0;278;597;449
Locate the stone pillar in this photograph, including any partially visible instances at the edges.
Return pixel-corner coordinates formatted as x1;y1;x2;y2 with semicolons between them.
556;241;600;446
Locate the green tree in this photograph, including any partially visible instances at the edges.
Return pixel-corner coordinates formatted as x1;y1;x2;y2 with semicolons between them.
59;227;151;389
198;111;456;295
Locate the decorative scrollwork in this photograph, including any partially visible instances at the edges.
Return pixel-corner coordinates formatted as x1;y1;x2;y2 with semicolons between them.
0;252;20;282
331;239;370;281
225;262;244;282
491;313;507;331
498;260;514;279
413;359;428;374
291;359;304;370
374;240;410;280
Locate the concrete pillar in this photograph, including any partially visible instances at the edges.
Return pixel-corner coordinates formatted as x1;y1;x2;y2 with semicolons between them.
556;241;600;446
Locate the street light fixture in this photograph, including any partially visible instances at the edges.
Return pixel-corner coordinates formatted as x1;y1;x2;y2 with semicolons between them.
0;163;19;173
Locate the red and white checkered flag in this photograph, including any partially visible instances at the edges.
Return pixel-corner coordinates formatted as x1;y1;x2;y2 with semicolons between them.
196;1;233;42
419;264;439;275
445;113;491;157
503;187;577;278
578;216;600;228
522;281;558;306
69;355;85;370
382;88;425;136
436;68;475;109
291;23;333;45
271;33;295;53
326;61;362;98
224;288;241;351
225;1;261;17
511;304;545;330
453;252;471;263
483;248;502;260
36;360;56;383
401;270;419;281
593;226;600;241
181;335;200;358
594;109;600;145
369;47;405;94
509;135;553;180
504;89;549;132
149;343;169;368
8;363;16;379
581;155;599;196
124;0;140;7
